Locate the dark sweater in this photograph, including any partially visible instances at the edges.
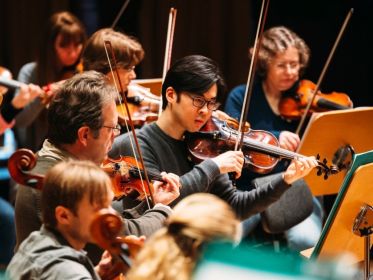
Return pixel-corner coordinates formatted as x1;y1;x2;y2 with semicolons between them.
109;122;292;220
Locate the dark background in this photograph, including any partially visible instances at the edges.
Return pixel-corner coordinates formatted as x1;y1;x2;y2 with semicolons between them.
1;0;372;107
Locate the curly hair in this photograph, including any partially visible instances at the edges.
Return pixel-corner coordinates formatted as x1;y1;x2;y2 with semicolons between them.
255;26;310;78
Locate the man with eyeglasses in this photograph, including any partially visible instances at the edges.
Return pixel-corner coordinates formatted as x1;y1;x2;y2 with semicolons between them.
110;55;318;223
14;71;181;257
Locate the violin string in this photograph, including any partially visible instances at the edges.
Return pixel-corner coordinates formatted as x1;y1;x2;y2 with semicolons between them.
159;8;177;117
111;0;131;29
295;8;353;135
235;0;269;151
103;41;153;209
103;42;136;155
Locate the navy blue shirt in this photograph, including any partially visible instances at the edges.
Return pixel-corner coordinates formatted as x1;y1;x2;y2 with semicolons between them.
224;80;299;189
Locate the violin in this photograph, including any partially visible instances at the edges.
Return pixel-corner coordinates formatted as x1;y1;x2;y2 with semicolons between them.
186;115;338;179
7;149;44;189
101;156;165;201
117;83;160;128
90;208;144;280
279;80;353;120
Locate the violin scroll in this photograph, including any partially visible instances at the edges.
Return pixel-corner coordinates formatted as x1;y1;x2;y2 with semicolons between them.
315;154;340;180
90;209;128;257
7;149;44;189
90;208;145;279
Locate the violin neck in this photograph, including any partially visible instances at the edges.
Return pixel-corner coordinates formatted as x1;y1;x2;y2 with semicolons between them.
244;137;302;160
316;98;350;110
130;167;164;182
118;243;132;267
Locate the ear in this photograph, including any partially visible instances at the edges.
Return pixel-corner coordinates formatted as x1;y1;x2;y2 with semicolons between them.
165;87;177;104
77;126;90;147
55;205;72;226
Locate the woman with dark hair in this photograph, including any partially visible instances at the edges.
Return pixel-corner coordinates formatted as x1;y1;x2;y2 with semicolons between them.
14;11;87;151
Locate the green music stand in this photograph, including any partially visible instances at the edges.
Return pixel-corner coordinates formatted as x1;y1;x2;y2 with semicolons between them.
310;150;373;279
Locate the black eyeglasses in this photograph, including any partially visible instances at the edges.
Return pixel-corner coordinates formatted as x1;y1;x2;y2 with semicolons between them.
186;94;221;111
102;124;121;135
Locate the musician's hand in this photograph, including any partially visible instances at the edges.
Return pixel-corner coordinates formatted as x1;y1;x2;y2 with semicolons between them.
123;235;146;257
279;131;300;152
95;236;146;279
95;250;119;279
283;156;318;184
152;172;180;205
12;84;42;109
211;150;244;178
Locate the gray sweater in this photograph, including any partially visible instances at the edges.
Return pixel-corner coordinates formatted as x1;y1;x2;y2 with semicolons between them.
14;62;47;151
7;226;100;280
15;140;171;252
109;123;291;220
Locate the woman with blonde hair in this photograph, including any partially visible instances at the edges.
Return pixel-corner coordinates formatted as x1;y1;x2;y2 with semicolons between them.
127;193;240;280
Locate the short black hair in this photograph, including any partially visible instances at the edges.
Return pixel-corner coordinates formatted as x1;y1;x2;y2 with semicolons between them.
161;55;226;110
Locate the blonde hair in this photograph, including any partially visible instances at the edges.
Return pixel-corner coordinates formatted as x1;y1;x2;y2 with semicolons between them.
42;160;112;229
127;193;240;280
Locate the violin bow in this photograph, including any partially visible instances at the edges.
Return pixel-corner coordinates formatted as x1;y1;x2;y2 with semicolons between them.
235;0;270;151
158;7;177;116
295;8;353;135
104;40;155;209
111;0;131;29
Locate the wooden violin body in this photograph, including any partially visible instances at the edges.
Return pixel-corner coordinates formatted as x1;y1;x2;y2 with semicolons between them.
279;80;353;120
186;115;338;179
117;83;160;127
101;156;164;200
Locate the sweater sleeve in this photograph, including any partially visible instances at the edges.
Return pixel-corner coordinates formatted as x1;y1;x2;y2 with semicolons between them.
14;63;45;127
210;172;291;220
122;204;171;237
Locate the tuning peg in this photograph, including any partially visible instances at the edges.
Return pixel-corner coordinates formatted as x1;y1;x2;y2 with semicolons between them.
324;173;329;180
317;167;322;176
316;154;320;160
330;165;339;174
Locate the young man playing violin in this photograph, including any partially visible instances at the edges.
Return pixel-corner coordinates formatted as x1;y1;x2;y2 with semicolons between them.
8;160;134;279
225;26;325;251
109;55;317;223
14;71;180;253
